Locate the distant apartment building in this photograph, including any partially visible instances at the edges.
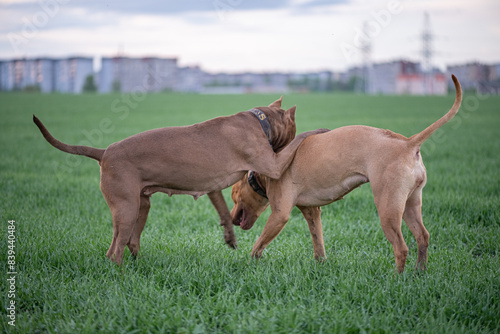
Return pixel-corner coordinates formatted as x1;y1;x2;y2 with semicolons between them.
53;57;93;93
0;58;49;91
177;66;204;93
488;63;500;81
288;71;333;92
482;63;500;94
366;60;447;95
0;60;13;91
446;62;500;94
98;57;178;93
396;73;447;95
241;72;289;93
446;62;490;91
32;58;55;93
0;61;5;90
370;60;420;94
203;72;290;94
0;57;93;93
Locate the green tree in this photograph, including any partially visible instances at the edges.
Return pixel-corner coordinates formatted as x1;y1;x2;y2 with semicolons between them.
112;79;121;93
83;74;97;93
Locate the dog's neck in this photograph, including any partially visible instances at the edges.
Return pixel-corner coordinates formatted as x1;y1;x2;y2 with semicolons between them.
250;107;295;153
249;109;273;147
247;107;292;199
247;171;268;199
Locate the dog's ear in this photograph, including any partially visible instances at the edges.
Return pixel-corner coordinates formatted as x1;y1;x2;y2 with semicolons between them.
286;105;296;121
268;96;283;109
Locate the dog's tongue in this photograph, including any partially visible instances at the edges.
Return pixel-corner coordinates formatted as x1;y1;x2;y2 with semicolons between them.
240;210;252;230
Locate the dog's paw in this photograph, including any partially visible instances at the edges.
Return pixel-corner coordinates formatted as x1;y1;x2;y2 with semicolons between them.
315;255;327;264
224;233;238;249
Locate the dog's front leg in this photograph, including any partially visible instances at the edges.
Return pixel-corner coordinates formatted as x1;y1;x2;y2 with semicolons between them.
251;201;294;259
298;206;326;262
208;191;237;249
251;211;290;259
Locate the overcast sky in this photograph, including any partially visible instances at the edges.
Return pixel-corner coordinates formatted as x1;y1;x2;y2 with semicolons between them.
1;0;499;73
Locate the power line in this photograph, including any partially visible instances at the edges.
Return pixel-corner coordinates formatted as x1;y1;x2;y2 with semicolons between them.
360;21;372;94
421;11;433;94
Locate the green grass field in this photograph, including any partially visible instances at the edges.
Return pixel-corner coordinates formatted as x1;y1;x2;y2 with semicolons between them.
1;91;499;333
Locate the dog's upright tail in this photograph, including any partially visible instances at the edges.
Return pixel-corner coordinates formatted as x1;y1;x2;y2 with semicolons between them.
409;74;462;147
33;115;105;162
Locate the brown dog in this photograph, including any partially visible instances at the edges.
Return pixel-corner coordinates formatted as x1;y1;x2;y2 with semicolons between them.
231;75;462;273
34;97;324;264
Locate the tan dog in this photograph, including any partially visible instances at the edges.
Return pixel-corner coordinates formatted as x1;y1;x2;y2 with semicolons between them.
231;75;462;273
34;97;324;264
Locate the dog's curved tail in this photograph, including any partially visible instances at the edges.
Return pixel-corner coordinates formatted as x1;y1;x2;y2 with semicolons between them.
409;74;462;147
33;115;105;162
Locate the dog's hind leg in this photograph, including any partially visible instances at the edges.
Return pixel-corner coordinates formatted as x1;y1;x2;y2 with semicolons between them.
101;173;141;265
377;209;408;273
127;194;151;258
105;202;140;265
208;191;237;249
106;198;140;265
372;178;409;273
298;206;326;261
403;188;429;271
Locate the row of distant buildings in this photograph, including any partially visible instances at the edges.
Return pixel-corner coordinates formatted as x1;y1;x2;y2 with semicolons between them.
343;61;500;95
0;56;203;94
1;56;499;95
0;57;94;94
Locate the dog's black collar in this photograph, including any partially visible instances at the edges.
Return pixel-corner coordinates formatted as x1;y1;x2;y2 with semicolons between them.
249;108;272;146
247;171;267;199
248;108;270;198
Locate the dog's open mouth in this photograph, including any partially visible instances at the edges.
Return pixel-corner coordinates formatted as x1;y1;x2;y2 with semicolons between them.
234;208;253;230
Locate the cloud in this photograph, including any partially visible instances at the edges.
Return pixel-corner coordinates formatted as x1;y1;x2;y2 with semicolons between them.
1;0;348;17
0;0;349;35
0;0;498;72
